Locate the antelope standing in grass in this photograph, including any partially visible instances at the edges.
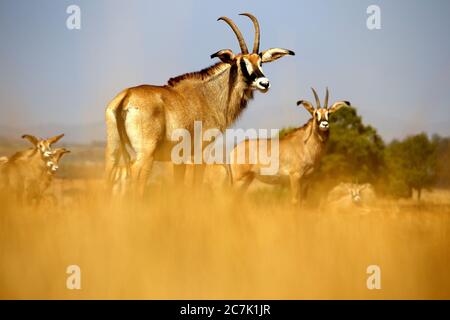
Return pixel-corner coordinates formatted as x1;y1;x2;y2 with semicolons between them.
105;13;295;195
230;88;350;205
0;134;65;203
28;147;71;205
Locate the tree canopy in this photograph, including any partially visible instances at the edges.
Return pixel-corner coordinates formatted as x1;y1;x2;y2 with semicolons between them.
317;106;385;185
385;133;438;199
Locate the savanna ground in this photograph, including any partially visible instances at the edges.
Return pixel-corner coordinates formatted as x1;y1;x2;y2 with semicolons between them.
1;156;450;300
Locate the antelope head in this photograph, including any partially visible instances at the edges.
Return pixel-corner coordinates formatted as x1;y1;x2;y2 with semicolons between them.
347;184;367;205
211;13;295;93
297;88;350;132
22;133;65;158
46;148;71;173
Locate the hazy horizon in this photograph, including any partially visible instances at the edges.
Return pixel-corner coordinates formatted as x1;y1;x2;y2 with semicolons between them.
1;0;449;143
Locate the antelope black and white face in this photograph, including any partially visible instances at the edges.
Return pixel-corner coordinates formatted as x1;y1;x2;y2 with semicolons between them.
297;88;351;133
240;54;270;92
349;184;368;205
211;13;294;93
46;148;70;174
350;188;362;204
315;108;330;132
37;140;54;158
46;159;58;173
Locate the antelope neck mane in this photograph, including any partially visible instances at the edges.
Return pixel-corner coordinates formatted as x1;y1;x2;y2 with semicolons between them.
9;148;38;162
167;62;230;87
283;118;315;139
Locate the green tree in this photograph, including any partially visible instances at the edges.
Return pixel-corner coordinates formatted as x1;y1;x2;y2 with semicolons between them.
317;106;385;184
433;135;450;188
385;133;437;200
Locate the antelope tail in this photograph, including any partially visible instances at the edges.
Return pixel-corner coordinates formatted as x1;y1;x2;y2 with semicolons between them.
114;93;132;171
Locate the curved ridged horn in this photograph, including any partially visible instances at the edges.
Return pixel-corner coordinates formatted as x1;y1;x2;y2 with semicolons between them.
22;134;39;146
240;13;260;53
47;133;65;145
324;87;329;108
311;88;321;108
218;16;249;54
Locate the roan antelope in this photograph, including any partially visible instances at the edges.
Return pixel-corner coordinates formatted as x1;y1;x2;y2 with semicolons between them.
28;147;71;205
323;183;376;213
230;88;350;205
0;134;65;203
105;13;295;195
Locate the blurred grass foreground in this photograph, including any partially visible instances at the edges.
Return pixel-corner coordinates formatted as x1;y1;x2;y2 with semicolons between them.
0;169;449;299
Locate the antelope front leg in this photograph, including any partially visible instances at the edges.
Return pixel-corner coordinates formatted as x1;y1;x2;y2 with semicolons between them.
289;173;301;205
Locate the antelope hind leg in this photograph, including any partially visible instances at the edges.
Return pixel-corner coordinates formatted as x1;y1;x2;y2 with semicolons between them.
289;173;301;206
105;108;122;191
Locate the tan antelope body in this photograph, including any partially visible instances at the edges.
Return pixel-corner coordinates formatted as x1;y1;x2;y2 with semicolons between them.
230;89;350;204
105;14;294;195
0;134;65;204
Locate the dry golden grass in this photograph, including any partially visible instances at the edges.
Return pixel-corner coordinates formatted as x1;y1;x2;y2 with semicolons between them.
0;177;449;300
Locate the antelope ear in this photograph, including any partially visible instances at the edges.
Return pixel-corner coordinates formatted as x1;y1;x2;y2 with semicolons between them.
211;49;235;63
329;101;350;114
54;148;71;161
22;134;39;146
360;184;369;192
297;100;315;116
260;48;295;63
47;133;65;145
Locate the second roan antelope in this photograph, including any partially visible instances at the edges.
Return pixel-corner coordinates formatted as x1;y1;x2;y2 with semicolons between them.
230;88;350;205
0;134;65;203
105;13;295;195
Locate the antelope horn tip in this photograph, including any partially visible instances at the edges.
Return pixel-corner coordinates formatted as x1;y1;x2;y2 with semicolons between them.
311;87;321;108
217;16;249;54
239;12;260;53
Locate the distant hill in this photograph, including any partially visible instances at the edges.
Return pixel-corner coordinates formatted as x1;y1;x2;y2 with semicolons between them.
0;122;106;144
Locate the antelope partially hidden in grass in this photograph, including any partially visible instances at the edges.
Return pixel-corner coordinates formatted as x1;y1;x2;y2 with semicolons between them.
29;147;71;205
105;13;295;195
230;88;350;205
323;183;376;213
0;134;65;204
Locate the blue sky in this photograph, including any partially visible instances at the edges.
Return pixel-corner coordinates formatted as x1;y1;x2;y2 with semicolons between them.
0;0;449;141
